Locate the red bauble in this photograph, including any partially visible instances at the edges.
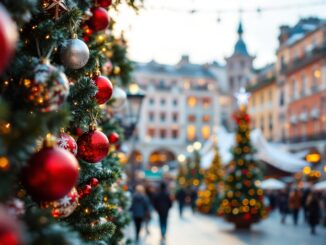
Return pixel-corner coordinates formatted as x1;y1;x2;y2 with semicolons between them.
108;132;119;144
77;128;109;163
88;7;110;32
0;4;18;74
97;0;112;8
23;146;79;201
93;75;113;105
57;132;78;155
83;185;92;196
243;213;251;220
90;178;99;187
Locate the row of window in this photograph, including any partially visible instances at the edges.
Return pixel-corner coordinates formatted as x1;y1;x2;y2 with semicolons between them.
146;125;211;140
187;125;211;141
147;128;179;139
148;98;178;106
148;112;178;122
288;70;321;100
148;112;212;123
187;96;212;108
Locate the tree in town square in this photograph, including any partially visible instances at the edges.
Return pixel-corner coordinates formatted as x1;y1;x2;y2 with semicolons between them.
0;0;142;244
218;90;267;228
197;145;224;214
186;150;204;188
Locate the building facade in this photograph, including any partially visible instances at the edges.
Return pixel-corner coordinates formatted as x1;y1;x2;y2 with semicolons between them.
248;64;278;141
132;56;224;169
275;17;326;170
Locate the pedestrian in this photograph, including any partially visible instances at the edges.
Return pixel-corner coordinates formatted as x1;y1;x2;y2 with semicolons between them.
144;184;155;234
288;188;302;225
306;191;321;235
190;187;198;213
175;187;186;218
130;185;150;243
153;182;173;241
278;190;289;224
302;188;311;223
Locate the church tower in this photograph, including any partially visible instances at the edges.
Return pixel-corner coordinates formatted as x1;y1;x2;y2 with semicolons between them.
225;21;255;95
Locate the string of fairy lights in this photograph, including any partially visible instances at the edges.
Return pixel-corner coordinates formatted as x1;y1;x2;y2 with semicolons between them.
143;0;326;22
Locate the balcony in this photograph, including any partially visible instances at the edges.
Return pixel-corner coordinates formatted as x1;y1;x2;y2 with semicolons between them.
281;131;326;143
282;45;326;75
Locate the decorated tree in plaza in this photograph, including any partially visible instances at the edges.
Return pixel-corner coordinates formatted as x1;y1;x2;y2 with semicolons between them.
0;0;141;244
186;150;204;188
197;146;224;214
218;90;266;229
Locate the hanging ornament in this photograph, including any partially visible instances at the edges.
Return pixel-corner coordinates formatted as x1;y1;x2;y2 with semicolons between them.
88;7;110;32
77;124;109;163
0;4;18;74
96;0;112;8
56;131;78;155
83;185;92;196
26;59;69;112
108;132;119;144
41;187;78;218
101;60;113;75
42;0;68;20
0;206;22;245
110;86;127;110
93;75;113;105
23;136;79;201
90;178;99;187
60;34;90;69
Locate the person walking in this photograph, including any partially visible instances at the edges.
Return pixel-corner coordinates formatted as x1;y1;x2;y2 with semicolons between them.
153;182;173;241
190;187;198;214
278;190;289;224
130;185;150;243
306;192;321;235
289;189;302;225
176;187;186;218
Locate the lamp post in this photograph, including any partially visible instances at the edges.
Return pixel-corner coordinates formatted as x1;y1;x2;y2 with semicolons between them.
123;83;145;189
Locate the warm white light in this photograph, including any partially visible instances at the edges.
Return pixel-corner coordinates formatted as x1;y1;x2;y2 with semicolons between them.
187;145;194;153
178;154;186;162
193;141;202;151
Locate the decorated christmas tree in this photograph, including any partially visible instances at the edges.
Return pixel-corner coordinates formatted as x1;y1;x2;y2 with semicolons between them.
0;0;141;244
197;145;224;214
186;150;204;188
218;89;266;229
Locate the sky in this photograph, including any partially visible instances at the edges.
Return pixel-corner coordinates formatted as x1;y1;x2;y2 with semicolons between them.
114;0;326;68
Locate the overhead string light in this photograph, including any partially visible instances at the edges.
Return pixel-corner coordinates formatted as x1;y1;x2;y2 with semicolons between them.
146;0;326;20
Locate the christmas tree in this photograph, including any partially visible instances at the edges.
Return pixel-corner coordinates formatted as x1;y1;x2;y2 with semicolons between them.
197;145;223;214
0;0;141;244
186;150;204;188
218;91;266;229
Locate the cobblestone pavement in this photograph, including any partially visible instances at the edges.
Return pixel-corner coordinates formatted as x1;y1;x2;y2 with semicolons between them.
128;205;326;245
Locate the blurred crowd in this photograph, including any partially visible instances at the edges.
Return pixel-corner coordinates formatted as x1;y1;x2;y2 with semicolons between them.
266;188;326;235
129;183;198;243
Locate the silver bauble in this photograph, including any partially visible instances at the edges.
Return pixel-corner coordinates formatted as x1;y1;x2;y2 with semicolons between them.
60;38;90;69
31;62;69;112
111;86;127;110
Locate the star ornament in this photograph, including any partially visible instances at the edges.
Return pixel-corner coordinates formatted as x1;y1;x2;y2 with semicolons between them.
43;0;68;20
235;87;250;107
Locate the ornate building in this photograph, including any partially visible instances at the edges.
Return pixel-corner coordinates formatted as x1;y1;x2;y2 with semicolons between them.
225;21;255;96
132;56;225;169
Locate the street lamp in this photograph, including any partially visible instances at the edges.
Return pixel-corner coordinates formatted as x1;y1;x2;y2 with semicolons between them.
121;82;145;189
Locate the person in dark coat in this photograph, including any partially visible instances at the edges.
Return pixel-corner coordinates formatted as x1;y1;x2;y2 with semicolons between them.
153;182;172;241
306;192;321;235
278;190;289;224
130;185;150;242
190;187;198;213
175;187;186;218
